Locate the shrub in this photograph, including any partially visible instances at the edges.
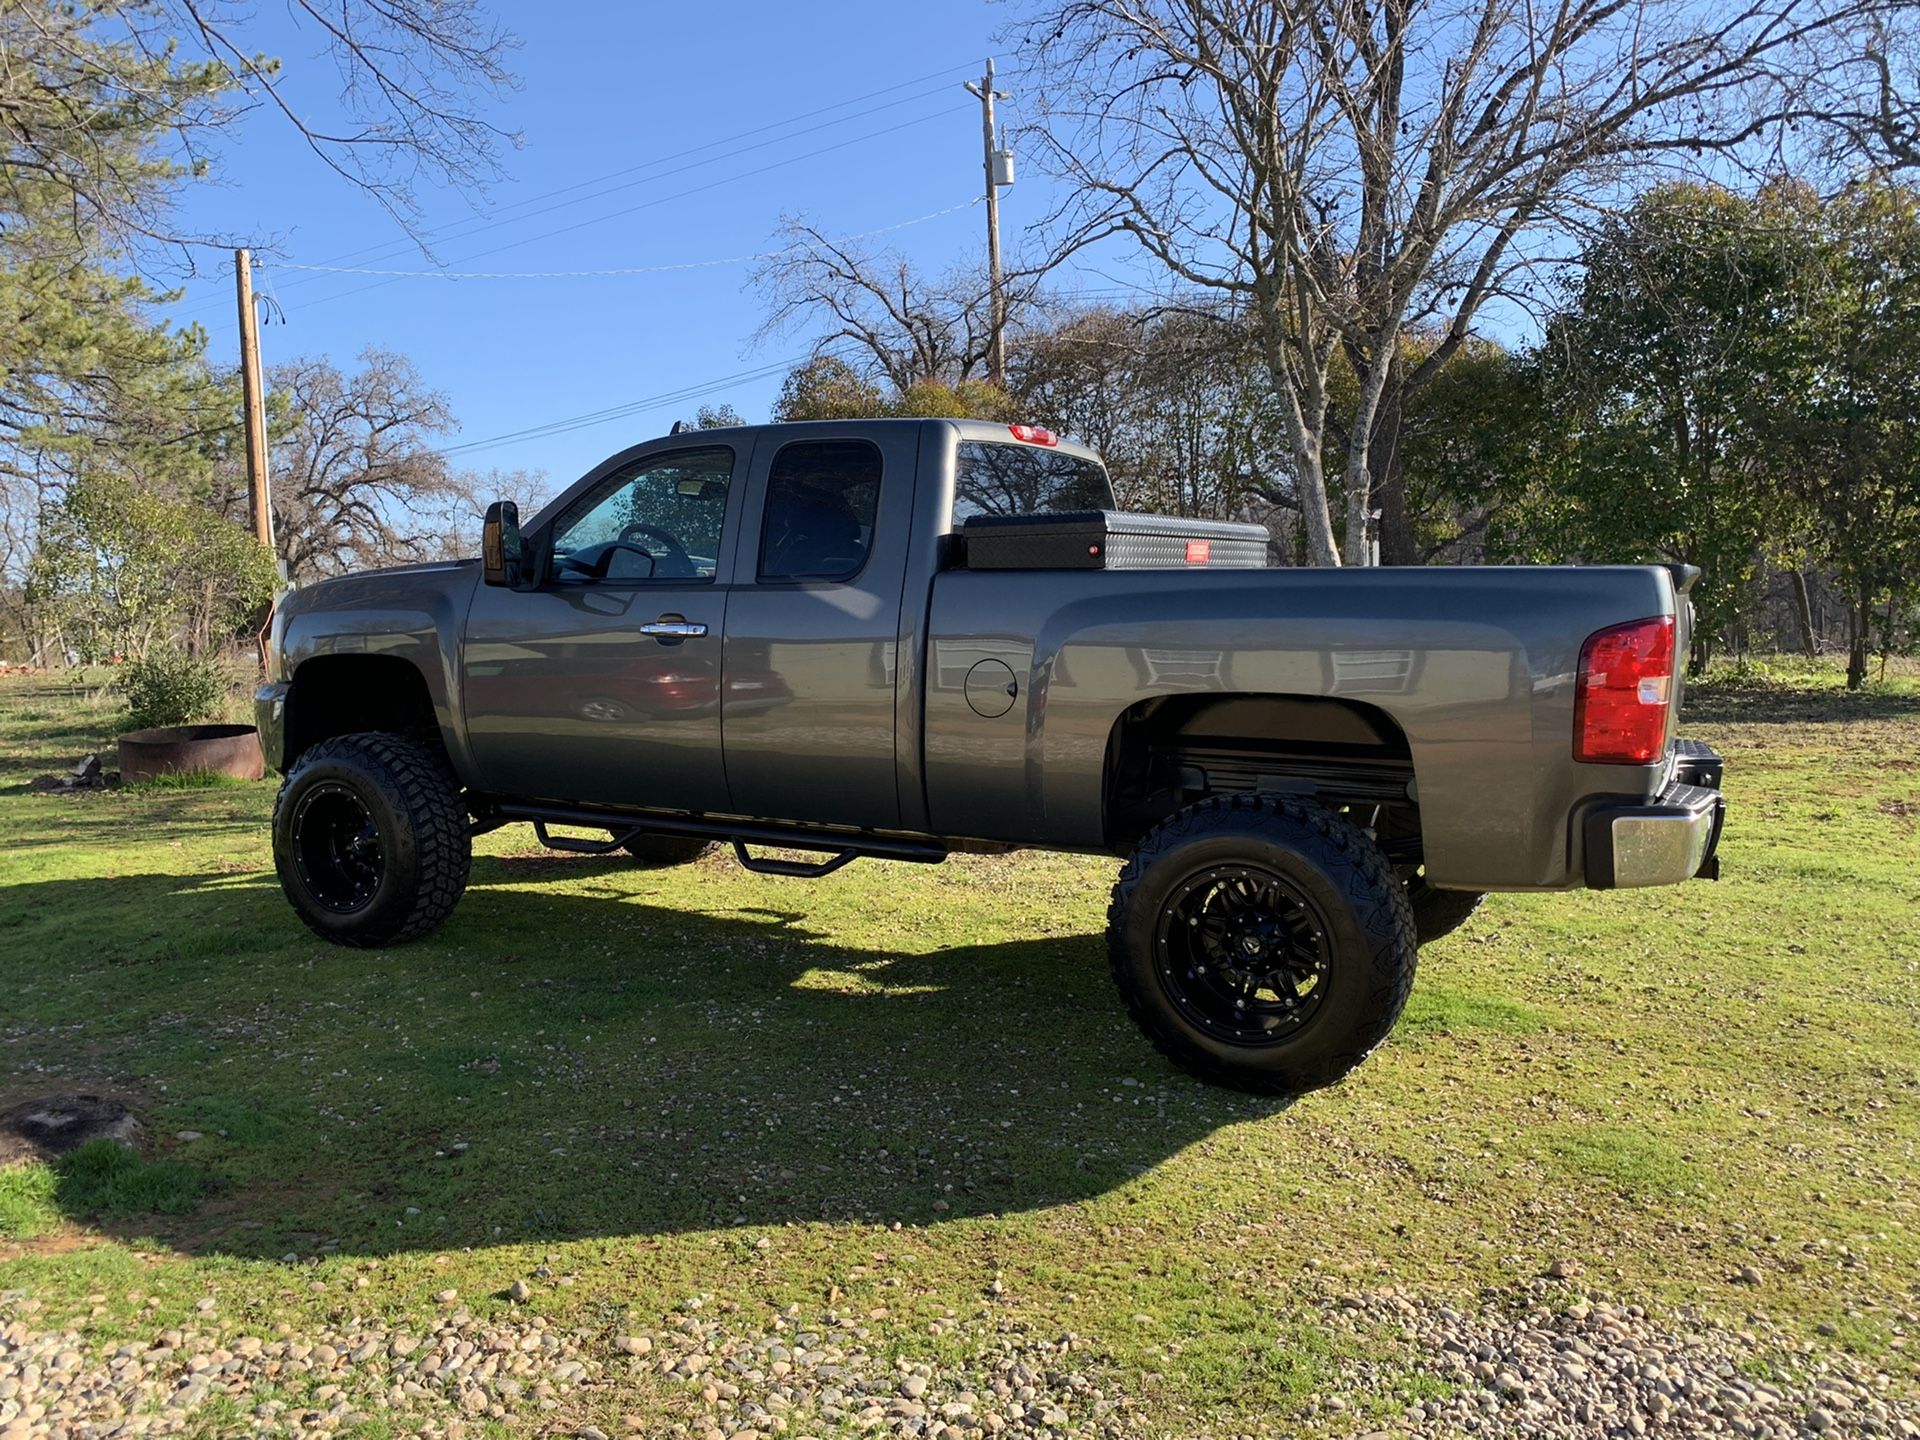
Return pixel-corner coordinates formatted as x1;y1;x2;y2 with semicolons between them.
120;645;227;731
27;474;276;662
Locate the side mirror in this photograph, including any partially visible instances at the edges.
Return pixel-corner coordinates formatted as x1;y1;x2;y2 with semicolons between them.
482;500;523;587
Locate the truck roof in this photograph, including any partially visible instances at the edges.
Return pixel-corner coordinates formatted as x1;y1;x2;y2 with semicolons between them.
652;417;1107;469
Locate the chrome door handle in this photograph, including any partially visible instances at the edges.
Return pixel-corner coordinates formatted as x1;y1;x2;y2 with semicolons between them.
638;620;707;638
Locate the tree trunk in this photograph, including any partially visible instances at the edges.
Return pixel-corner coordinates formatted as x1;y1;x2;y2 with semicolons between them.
1254;314;1341;568
1342;457;1373;566
1294;444;1341;566
1340;329;1401;566
1789;569;1818;658
1369;354;1418;566
1846;582;1870;691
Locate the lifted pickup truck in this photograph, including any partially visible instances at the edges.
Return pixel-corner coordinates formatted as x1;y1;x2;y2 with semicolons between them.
258;418;1726;1093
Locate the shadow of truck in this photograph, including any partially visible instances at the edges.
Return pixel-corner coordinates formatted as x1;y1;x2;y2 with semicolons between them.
0;854;1289;1259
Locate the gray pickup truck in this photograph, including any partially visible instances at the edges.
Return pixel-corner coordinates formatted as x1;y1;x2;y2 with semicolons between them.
257;417;1726;1093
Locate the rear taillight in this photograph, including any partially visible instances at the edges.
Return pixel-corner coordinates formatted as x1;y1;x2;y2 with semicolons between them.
1574;616;1675;764
1008;424;1058;446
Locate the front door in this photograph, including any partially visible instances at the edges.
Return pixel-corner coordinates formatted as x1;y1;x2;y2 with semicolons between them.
720;426;917;828
462;442;743;813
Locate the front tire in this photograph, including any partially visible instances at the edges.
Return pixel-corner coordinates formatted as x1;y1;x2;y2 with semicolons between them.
272;732;470;947
1107;795;1417;1094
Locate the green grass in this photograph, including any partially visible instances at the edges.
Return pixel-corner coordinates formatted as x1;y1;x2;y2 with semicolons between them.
124;769;254;791
0;1159;59;1238
1546;1126;1706;1200
1;661;1916;1433
54;1140;206;1218
1396;981;1548;1036
0;1142;202;1239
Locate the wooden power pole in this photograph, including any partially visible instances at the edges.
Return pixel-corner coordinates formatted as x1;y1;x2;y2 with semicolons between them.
966;61;1012;389
234;248;274;552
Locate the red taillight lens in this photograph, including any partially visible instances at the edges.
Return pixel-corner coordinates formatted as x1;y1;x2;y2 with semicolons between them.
1574;616;1675;764
1008;424;1058;446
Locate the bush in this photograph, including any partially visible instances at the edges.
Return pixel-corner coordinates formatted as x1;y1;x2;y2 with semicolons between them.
27;474;277;662
120;646;227;730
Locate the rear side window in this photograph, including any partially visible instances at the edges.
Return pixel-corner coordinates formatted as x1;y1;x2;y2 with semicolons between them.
953;441;1115;523
758;439;883;583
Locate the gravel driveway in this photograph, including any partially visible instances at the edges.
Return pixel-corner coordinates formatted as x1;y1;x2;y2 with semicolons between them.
3;1281;1914;1438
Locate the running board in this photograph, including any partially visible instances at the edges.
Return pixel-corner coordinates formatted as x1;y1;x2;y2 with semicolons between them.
730;842;856;878
493;801;948;875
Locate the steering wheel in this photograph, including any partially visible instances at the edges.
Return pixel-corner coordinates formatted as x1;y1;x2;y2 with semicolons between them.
618;523;690;563
554;539;660;580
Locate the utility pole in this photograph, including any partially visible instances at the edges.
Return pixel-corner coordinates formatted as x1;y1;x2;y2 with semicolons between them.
966;60;1012;389
234;248;274;552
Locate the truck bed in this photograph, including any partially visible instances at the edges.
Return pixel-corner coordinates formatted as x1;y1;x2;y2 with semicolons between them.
920;563;1690;890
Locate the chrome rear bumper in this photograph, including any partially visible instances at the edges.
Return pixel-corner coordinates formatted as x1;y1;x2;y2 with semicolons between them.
1582;744;1727;889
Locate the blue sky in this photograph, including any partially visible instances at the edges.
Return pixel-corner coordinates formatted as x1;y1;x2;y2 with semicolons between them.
157;1;1143;494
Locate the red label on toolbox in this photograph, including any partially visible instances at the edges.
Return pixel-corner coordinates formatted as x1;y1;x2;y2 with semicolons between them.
1185;539;1211;564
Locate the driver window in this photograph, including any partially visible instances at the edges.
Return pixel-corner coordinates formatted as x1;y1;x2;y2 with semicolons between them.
549;446;733;583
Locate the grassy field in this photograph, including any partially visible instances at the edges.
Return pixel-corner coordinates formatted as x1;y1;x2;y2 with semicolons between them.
1;663;1916;1435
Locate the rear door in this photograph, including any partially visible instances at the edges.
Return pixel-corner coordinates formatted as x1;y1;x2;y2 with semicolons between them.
720;424;919;828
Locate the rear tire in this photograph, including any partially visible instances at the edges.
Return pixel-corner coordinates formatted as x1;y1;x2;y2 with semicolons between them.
622;835;720;868
1406;872;1485;945
1107;795;1417;1095
272;732;470;948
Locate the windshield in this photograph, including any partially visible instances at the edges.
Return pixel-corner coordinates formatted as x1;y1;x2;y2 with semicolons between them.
952;441;1114;524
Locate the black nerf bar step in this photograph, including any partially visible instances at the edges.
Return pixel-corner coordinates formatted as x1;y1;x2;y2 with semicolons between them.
731;842;857;878
496;801;948;874
530;820;626;855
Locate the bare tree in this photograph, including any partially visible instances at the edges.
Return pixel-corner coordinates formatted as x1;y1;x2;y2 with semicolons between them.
1;0;516;258
250;349;514;580
1017;0;1916;564
1014;303;1288;522
754;218;1043;392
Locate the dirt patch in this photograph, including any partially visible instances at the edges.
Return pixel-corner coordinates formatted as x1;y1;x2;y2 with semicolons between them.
0;1094;138;1165
1878;798;1916;817
0;1229;94;1260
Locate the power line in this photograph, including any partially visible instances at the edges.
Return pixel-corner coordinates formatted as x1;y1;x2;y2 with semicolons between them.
261;100;978;316
438;288;1197;462
182;63;1020;319
437;350;848;459
437;304;1218;465
264;199;980;281
279;62;1002;279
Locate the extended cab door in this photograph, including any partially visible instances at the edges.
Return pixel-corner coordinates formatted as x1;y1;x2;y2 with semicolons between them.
720;425;919;829
460;441;744;813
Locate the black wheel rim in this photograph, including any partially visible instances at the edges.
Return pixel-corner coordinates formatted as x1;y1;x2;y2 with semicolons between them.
291;782;386;914
1154;864;1333;1046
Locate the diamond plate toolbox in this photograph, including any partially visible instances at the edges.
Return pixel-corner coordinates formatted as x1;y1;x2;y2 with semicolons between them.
961;511;1270;570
